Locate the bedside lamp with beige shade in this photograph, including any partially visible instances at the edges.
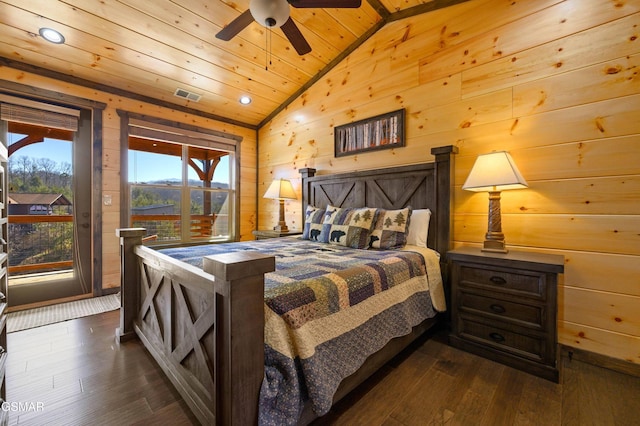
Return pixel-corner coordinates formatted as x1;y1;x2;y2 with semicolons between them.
462;151;528;253
263;178;297;232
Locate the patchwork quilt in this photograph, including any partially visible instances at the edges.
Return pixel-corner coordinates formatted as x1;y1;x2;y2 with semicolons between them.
160;237;442;425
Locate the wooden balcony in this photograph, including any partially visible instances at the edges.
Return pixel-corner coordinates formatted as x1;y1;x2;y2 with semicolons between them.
8;215;73;276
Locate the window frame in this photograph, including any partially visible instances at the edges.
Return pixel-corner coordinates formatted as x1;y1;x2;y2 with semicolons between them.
117;111;242;246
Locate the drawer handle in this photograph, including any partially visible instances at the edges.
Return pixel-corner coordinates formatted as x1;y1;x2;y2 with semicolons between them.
489;304;506;314
489;276;507;285
489;332;505;343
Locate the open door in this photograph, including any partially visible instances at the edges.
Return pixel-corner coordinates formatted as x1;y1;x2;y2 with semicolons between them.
2;105;93;307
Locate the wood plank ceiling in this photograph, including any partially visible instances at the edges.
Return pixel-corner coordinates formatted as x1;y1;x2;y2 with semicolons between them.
0;0;468;129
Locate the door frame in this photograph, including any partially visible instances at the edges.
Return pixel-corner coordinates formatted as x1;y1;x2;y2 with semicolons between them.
0;81;107;305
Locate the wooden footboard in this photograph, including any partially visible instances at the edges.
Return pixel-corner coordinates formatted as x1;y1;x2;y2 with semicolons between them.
115;228;275;425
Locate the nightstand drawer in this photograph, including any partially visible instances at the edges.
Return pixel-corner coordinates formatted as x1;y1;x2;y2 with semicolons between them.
458;265;546;299
459;291;544;329
458;316;545;362
448;247;563;382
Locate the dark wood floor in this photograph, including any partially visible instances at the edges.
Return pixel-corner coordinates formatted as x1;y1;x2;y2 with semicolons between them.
6;310;640;425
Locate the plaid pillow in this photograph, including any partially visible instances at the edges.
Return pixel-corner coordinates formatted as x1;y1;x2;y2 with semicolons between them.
369;207;412;249
320;205;378;249
302;205;325;241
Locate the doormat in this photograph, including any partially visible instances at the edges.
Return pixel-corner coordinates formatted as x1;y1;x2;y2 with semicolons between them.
7;293;120;333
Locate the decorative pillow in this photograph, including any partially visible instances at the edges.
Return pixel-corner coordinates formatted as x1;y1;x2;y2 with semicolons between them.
406;208;431;248
302;205;325;241
319;205;378;249
369;207;412;249
318;205;341;243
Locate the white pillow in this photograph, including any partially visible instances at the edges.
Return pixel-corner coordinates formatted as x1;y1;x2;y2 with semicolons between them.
406;208;431;248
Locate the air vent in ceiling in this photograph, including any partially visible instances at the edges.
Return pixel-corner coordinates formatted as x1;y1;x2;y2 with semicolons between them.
174;88;201;102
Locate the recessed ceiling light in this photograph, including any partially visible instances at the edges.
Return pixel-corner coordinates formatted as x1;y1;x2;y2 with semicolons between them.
39;28;65;44
239;96;252;105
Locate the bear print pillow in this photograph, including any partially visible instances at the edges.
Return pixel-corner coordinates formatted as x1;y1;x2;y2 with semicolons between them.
319;205;377;249
302;205;325;241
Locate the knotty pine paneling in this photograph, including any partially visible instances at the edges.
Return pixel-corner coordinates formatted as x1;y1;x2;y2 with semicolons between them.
456;175;640;215
258;0;640;363
560;321;640;364
419;0;639;87
1;69;257;291
513;53;640;116
455;213;640;255
559;286;640;337
563;251;640;297
461;11;640;98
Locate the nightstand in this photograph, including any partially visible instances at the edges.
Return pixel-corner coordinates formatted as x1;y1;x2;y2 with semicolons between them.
252;229;302;240
448;246;564;382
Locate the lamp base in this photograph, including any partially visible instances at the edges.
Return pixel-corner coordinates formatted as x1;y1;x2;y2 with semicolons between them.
273;199;289;232
482;191;508;253
482;239;508;254
273;224;289;232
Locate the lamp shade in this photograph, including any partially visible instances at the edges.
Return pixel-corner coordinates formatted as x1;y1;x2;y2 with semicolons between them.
263;178;297;200
250;0;290;28
462;151;528;192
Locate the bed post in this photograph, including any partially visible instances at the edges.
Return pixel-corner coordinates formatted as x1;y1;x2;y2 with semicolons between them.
431;145;457;259
115;227;146;343
299;167;316;221
431;146;457;316
203;251;275;426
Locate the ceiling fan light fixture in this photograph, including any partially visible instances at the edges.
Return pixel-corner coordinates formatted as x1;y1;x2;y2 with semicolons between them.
249;0;290;28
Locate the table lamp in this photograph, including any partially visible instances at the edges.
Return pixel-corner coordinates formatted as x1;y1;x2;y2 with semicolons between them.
263;178;297;232
462;151;528;253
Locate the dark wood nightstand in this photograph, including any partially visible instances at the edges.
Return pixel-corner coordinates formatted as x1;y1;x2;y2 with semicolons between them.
252;229;302;240
448;246;564;382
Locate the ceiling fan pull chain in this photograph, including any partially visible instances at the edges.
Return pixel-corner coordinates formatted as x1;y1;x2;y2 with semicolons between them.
265;27;269;70
269;28;273;67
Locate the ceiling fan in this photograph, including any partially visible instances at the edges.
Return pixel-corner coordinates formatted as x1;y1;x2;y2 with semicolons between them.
216;0;362;55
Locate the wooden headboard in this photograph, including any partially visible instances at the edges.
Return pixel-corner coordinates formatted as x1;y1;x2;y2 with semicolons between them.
299;145;457;259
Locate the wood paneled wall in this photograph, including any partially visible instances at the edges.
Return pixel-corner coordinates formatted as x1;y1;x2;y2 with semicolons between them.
0;69;257;291
257;0;640;363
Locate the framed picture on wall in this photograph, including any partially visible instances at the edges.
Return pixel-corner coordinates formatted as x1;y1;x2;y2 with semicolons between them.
334;108;405;157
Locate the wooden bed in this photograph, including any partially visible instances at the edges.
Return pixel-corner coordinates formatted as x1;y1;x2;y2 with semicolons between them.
115;145;456;425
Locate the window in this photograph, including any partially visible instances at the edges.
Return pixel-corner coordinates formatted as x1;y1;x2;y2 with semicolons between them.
121;113;241;245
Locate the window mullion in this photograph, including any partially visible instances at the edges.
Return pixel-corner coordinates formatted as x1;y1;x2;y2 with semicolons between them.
181;145;190;243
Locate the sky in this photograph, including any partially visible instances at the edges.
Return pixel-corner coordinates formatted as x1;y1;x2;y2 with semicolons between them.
8;133;230;185
8;135;72;167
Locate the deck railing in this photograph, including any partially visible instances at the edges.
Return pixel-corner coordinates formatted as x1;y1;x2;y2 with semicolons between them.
7;213;229;276
131;214;227;242
8;214;73;275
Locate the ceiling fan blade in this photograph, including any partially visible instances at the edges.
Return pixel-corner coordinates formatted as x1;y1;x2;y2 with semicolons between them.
288;0;361;8
281;18;312;55
216;9;254;41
